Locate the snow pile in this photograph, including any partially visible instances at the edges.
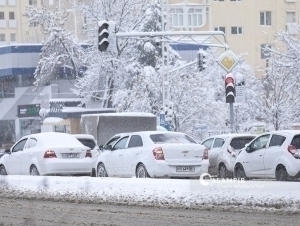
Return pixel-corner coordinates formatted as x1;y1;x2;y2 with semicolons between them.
0;176;299;212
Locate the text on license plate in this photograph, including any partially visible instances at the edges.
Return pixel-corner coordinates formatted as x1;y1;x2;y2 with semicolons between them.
61;153;80;158
176;166;195;172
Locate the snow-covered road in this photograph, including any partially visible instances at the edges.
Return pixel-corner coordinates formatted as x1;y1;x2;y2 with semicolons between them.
0;176;299;213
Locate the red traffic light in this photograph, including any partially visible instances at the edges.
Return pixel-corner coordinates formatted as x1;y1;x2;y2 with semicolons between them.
225;73;235;103
225;73;235;85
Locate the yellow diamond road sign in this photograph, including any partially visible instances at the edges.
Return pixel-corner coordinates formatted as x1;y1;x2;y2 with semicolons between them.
217;50;239;72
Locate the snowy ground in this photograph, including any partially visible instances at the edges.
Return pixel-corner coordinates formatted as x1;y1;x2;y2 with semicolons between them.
0;176;300;213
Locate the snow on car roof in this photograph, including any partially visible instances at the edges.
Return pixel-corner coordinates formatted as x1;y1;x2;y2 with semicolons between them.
113;131;186;137
206;133;256;139
81;112;155;117
23;132;85;147
72;134;96;140
270;130;300;136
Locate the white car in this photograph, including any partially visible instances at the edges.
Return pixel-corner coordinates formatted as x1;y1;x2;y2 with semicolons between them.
0;132;92;176
201;134;256;178
234;130;300;181
73;134;100;176
95;131;209;178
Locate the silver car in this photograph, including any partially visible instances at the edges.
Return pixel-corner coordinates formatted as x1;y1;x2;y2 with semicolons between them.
201;134;256;178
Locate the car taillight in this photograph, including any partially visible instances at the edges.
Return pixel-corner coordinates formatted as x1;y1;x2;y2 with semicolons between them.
227;145;236;157
288;145;299;159
85;149;92;158
44;150;57;158
153;147;165;160
202;148;209;160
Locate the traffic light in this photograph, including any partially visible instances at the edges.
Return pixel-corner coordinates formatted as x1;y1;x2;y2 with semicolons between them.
225;73;235;103
197;50;207;72
98;20;109;52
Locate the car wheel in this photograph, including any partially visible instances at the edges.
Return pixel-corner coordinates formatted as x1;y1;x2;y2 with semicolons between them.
234;164;247;180
0;165;7;175
97;163;108;177
218;164;228;179
136;164;150;178
30;165;40;176
276;165;288;181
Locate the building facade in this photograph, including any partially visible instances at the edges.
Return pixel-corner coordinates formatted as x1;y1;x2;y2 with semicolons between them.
0;0;82;45
168;0;300;78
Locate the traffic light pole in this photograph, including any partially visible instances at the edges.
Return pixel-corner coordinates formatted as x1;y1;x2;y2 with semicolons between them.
229;103;234;133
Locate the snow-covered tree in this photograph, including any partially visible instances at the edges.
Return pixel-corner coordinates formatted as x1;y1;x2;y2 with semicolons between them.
73;0;149;107
23;5;86;86
253;29;300;130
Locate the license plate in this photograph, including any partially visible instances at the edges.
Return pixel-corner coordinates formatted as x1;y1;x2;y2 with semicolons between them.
176;166;195;172
61;153;80;158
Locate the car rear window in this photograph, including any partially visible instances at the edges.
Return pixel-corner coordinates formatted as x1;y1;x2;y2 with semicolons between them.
230;137;255;150
150;133;196;144
77;138;96;149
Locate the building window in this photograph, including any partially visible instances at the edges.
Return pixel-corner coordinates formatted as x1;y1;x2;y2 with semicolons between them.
214;27;226;34
261;44;271;59
260;11;271;26
9;12;15;20
188;8;203;27
10;33;16;42
0;33;5;41
29;0;37;5
169;8;183;27
231;26;243;35
0;12;4;20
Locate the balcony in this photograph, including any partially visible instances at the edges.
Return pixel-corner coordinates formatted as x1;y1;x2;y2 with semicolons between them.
0;20;6;28
8;20;17;28
0;0;6;6
8;0;15;6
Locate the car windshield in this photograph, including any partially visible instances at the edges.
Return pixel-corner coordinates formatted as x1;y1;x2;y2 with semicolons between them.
77;138;96;149
150;133;197;144
230;137;255;150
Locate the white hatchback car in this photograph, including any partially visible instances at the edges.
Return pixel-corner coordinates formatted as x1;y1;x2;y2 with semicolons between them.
234;130;300;181
201;134;256;178
0;132;92;176
95;131;209;178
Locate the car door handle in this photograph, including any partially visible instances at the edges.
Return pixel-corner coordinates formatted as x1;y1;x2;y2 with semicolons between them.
119;154;122;156
260;155;262;157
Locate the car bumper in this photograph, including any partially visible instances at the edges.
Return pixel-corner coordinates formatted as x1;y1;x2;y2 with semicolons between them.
39;158;92;175
146;160;209;178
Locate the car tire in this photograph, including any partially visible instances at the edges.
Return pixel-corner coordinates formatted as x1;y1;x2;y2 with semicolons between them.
275;165;288;181
30;165;40;176
234;164;248;180
0;165;7;175
218;164;229;179
97;163;108;177
136;163;150;178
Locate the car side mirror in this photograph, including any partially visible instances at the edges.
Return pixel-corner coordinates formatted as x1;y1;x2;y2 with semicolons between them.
99;145;103;150
246;145;251;153
4;149;11;154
